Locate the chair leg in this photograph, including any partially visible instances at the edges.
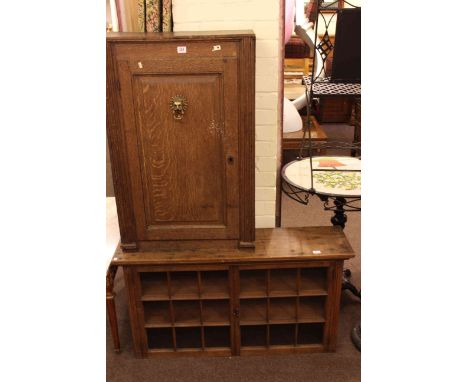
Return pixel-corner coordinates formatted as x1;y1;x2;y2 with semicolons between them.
106;265;120;353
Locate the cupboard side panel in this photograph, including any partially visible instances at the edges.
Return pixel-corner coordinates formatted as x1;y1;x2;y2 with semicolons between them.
106;42;137;250
123;267;148;357
324;261;344;351
238;36;256;247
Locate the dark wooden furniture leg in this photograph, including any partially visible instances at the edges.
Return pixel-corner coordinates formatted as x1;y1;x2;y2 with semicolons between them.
106;264;120;353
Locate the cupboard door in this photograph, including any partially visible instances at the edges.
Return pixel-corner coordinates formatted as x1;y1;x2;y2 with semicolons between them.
116;53;239;241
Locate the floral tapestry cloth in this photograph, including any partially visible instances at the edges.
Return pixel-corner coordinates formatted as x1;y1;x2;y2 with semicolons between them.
138;0;172;32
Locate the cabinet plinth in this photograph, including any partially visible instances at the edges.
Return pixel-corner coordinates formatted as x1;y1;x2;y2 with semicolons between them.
114;227;354;357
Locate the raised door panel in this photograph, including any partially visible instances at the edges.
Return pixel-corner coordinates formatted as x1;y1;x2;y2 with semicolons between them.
117;55;239;241
134;74;224;226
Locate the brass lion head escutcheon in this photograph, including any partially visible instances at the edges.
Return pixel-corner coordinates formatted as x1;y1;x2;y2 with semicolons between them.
169;95;188;120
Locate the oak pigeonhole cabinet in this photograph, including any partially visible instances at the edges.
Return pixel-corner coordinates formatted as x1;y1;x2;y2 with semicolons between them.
107;31;255;251
112;227;354;357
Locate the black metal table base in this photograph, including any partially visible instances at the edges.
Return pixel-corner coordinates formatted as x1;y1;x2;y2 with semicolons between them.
324;196;361;351
331;197;348;228
342;268;361;351
342;269;360;299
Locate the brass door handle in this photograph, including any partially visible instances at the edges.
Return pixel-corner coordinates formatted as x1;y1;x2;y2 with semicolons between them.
170;95;188;120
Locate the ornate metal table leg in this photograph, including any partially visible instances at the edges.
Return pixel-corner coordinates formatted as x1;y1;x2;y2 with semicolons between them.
331;197;347;228
329;199;354;293
343;268;361;351
106;264;120;353
327;197;361;351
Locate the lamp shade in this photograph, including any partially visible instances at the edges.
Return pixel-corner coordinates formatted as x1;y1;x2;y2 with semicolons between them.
283;97;303;133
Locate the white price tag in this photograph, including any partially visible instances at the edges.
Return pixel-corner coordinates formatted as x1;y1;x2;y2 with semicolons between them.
212;45;221;51
177;46;187;54
312;250;322;255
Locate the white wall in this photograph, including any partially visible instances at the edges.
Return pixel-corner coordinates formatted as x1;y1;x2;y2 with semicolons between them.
173;0;281;228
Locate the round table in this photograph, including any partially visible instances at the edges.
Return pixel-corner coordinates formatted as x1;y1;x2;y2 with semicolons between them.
282;156;361;228
281;155;361;350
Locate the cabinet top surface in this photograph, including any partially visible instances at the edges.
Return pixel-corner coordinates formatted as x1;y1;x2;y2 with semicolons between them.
111;226;354;265
107;30;255;42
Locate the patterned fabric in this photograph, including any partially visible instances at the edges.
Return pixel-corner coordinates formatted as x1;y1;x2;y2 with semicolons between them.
138;0;172;32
